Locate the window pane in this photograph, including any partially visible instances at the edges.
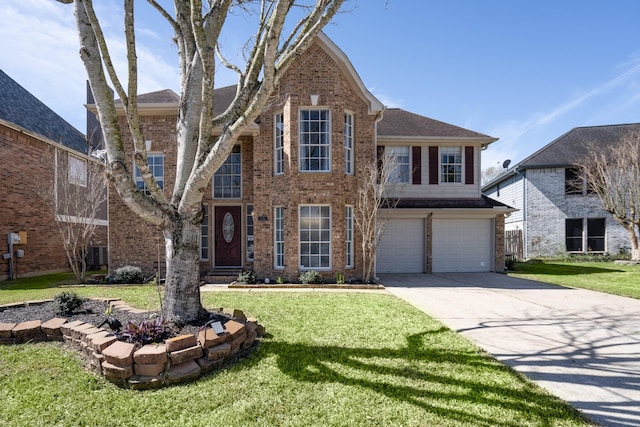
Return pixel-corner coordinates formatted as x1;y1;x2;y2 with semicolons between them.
565;219;583;252
587;218;605;252
214;145;241;198
440;147;462;183
300;109;331;172
299;205;331;269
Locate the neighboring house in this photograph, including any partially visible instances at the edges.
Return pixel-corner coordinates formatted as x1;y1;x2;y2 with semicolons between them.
98;33;511;281
483;123;637;259
0;70;108;280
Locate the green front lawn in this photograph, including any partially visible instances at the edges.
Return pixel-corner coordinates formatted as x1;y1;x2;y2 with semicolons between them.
0;284;591;426
510;261;640;299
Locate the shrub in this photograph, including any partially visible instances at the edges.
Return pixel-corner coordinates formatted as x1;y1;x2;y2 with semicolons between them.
113;265;144;284
119;317;169;346
299;270;322;285
237;270;257;284
54;291;86;315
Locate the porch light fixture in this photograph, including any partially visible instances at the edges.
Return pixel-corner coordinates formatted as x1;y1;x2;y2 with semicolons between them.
145;140;152;151
310;94;319;106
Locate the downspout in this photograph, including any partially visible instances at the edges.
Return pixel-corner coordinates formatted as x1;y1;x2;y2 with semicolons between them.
514;166;527;259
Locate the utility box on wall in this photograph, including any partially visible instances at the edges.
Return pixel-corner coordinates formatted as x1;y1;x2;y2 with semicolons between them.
18;231;27;245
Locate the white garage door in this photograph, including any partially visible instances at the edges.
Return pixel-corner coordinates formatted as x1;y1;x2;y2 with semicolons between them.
432;219;492;272
376;219;424;273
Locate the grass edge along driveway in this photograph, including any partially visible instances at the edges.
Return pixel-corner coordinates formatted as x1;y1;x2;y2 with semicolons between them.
0;285;593;426
509;261;640;300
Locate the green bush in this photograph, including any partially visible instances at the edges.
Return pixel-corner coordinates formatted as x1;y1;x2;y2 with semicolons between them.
237;270;257;284
113;265;144;284
299;270;322;285
53;291;86;315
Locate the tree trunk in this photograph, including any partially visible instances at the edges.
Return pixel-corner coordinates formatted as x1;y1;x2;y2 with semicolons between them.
627;225;640;261
161;218;207;324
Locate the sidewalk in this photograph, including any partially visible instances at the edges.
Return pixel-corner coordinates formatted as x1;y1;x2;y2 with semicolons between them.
379;273;640;427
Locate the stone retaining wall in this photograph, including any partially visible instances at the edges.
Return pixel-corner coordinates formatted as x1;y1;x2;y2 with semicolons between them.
0;298;265;390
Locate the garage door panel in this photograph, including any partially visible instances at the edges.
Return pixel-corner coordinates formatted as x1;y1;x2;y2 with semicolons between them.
377;219;424;273
433;219;492;273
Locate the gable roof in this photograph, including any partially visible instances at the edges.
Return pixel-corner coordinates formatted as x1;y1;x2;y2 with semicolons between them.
377;108;497;144
0;69;87;153
482;123;640;190
519;123;640;168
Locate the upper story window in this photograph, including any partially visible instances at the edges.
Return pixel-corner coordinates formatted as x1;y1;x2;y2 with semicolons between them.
274;113;284;175
565;167;593;195
299;109;331;172
214;145;241;198
344;113;354;175
387;146;410;183
134;153;164;194
68;155;87;187
441;146;462;183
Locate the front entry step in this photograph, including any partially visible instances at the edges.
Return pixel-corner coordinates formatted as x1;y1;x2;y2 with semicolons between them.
203;268;242;284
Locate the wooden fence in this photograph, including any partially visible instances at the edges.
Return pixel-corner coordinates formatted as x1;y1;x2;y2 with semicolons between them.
505;229;523;261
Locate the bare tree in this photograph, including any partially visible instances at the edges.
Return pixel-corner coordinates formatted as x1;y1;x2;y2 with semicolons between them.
481;165;503;186
36;147;107;283
576;132;640;261
58;0;346;323
354;151;398;283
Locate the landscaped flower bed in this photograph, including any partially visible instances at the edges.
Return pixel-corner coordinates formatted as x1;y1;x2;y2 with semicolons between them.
0;298;265;390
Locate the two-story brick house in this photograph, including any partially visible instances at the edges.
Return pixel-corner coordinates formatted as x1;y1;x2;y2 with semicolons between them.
482;124;636;259
0;70;108;280
103;33;511;280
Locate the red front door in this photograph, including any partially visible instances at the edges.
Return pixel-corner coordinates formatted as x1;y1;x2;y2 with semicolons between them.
214;206;242;267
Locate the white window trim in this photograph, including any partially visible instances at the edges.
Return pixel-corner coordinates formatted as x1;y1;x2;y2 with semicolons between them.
134;152;164;193
344;112;354;175
68;154;87;187
213;145;242;199
386;145;411;184
274;206;285;269
299;108;332;173
439;146;463;185
200;204;209;261
345;205;354;268
298;204;332;270
274;112;284;176
246;204;254;262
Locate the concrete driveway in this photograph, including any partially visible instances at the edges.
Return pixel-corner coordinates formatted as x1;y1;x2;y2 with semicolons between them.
378;273;640;427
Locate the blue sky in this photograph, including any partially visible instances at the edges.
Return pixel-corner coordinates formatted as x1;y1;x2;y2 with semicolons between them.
2;0;640;170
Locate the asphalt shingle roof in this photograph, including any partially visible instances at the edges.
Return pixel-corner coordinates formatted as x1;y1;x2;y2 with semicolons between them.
520;123;640;168
377;108;495;139
0;69;87;153
387;196;510;209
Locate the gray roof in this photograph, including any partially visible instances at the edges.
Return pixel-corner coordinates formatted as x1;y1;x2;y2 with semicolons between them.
520;123;640;168
0;69;87;153
136;89;179;104
378;108;495;140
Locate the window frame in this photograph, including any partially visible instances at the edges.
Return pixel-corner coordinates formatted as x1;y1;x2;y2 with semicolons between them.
68;154;88;187
246;204;254;262
274;113;284;176
344;112;354;175
587;218;606;252
386;145;411;183
299;108;331;172
134;153;164;194
299;204;332;270
440;146;463;184
345;205;354;268
213;145;242;199
200;204;209;261
565;218;584;252
274;206;284;269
